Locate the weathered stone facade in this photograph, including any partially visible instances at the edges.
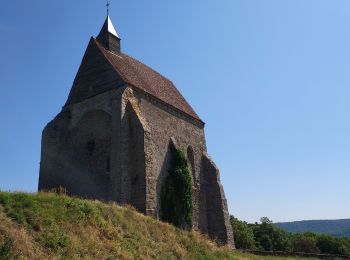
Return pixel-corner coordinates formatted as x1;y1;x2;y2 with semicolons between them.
39;16;234;248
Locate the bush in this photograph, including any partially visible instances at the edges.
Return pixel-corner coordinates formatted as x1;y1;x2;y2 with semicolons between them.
0;236;13;260
317;234;350;255
230;216;255;250
39;226;69;252
291;232;319;253
230;215;350;256
161;148;193;230
251;217;290;252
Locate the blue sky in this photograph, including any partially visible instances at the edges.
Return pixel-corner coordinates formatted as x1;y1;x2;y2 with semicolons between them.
0;0;349;223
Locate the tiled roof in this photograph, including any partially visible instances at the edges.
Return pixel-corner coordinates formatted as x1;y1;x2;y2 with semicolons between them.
94;39;202;122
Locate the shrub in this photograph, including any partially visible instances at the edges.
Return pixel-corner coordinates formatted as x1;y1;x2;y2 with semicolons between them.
39;226;69;252
250;217;290;252
291;232;319;253
230;215;350;256
317;234;350;255
230;216;256;250
0;236;13;260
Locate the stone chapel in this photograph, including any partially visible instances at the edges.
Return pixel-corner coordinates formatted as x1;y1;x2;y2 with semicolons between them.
38;15;234;247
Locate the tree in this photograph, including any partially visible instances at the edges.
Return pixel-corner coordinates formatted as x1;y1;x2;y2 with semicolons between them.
251;217;290;252
230;216;350;256
230;216;256;250
335;237;350;255
291;232;319;253
317;234;350;255
260;217;273;225
316;234;337;254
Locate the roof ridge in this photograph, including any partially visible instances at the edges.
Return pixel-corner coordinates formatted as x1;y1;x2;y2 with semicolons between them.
93;39;129;82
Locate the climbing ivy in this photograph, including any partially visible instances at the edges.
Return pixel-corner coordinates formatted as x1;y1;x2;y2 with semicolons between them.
161;148;193;230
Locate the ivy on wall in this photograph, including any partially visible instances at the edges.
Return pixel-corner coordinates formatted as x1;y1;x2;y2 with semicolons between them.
161;148;193;230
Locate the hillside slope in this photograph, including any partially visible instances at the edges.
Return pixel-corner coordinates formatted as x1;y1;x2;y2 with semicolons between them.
275;219;350;238
0;192;235;259
0;192;320;260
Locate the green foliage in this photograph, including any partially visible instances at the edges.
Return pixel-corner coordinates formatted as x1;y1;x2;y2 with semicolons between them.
230;216;256;250
1;192;337;259
316;234;350;255
161;148;193;230
252;217;291;252
260;217;273;225
0;192;97;231
290;232;319;253
0;192;236;259
0;236;13;260
39;226;69;252
230;215;350;256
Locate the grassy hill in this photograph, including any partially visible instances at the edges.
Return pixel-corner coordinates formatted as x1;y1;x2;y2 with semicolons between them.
275;219;350;238
0;192;316;260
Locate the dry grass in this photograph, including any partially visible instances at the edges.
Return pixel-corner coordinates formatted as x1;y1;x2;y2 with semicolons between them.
0;192;234;259
0;207;49;259
0;192;318;260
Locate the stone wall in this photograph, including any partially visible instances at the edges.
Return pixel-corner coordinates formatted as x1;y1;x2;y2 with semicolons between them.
127;88;206;227
39;89;120;201
39;85;234;246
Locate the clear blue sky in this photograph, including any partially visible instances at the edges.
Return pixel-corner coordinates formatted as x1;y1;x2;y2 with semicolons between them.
0;0;349;223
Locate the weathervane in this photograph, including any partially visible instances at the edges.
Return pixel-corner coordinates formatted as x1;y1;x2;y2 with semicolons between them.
106;0;110;16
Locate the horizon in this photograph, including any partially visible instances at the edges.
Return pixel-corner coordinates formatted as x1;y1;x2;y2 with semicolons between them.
0;1;349;223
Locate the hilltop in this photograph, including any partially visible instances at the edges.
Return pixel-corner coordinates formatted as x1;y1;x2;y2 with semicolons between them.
275;219;350;238
0;192;231;259
0;192;314;260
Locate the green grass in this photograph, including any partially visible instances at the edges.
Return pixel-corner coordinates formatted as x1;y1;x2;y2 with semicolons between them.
0;192;318;259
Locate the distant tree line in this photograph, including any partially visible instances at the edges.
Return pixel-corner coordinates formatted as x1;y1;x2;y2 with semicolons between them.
230;216;350;256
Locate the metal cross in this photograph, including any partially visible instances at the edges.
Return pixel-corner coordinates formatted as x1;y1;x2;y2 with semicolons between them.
106;0;110;16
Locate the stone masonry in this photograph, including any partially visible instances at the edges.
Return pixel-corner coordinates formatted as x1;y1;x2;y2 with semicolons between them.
38;15;234;248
